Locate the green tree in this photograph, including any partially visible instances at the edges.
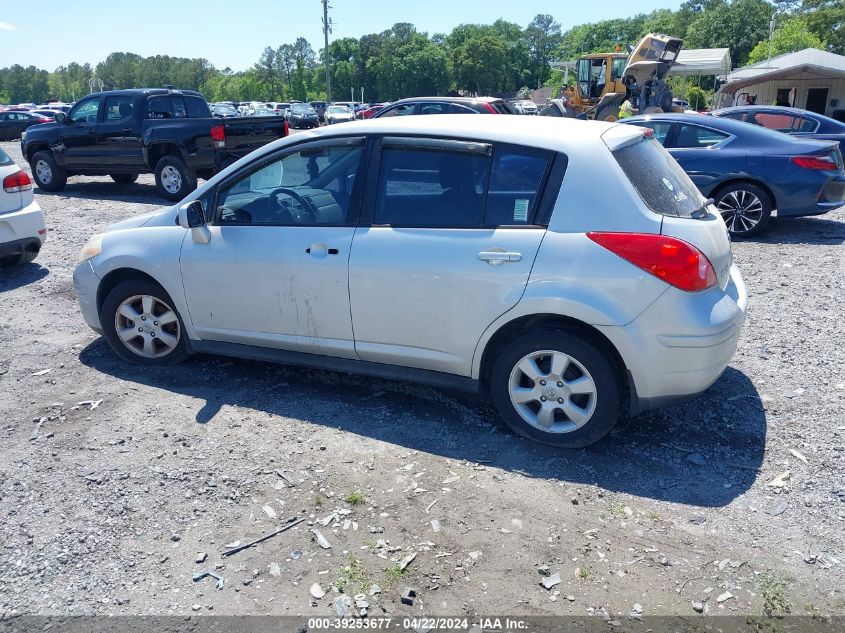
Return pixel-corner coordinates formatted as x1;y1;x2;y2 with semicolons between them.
747;17;825;64
525;14;562;88
685;0;775;65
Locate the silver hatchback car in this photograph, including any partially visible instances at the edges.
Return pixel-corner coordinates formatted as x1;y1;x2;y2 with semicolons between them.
74;116;747;447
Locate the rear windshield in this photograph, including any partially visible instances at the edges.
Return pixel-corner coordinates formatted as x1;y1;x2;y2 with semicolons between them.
613;137;702;217
0;147;12;166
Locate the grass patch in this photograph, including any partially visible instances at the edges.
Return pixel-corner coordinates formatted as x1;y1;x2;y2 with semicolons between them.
577;564;592;580
383;564;408;587
345;491;366;506
335;556;371;594
761;574;791;616
314;494;324;507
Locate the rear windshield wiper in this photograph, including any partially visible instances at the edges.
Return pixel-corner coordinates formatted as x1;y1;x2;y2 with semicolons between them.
690;198;714;219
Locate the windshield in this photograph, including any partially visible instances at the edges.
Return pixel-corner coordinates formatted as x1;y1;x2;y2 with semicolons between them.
214;105;237;115
613;137;703;217
291;104;314;114
328;106;351;113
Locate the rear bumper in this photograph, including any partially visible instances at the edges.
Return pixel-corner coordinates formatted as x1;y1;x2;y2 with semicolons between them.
598;264;748;413
0;199;45;255
778;172;845;217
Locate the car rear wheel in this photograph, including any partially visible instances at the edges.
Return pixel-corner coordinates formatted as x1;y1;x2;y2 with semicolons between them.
101;279;189;365
714;182;772;238
154;155;196;202
110;174;139;185
30;151;67;192
490;329;623;448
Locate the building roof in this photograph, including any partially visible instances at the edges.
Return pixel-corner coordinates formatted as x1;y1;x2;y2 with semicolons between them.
721;48;845;93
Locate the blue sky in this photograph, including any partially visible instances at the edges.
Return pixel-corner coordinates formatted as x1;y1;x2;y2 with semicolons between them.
0;1;681;72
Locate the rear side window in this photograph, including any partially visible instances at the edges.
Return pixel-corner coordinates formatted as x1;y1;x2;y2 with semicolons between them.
0;147;12;166
185;96;210;118
613;137;702;217
376;148;488;227
379;104;416;117
719;111;747;122
489;101;516;114
486;145;553;225
419;103;449;115
629;121;672;145
673;124;728;148
751;112;817;133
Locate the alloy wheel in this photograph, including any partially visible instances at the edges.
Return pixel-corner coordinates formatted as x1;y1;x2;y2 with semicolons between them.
160;166;182;194
508;350;598;433
35;160;52;184
717;189;763;234
114;294;180;358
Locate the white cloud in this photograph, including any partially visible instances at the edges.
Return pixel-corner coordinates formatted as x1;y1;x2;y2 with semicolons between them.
0;21;17;30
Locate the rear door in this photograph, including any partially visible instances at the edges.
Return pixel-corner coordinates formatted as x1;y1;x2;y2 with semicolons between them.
96;94;144;171
348;136;558;376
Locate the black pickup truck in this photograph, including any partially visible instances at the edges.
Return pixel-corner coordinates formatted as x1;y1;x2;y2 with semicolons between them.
21;88;289;200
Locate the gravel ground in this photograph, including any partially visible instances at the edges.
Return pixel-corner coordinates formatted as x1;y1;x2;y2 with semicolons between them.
1;138;844;620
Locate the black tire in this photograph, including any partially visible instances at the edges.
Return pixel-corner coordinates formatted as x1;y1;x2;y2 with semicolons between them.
489;329;623;448
100;278;190;366
1;247;38;267
153;155;196;202
110;173;139;185
594;103;621;122
713;182;772;238
30;151;67;192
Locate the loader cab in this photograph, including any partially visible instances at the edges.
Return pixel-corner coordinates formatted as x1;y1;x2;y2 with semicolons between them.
575;54;628;103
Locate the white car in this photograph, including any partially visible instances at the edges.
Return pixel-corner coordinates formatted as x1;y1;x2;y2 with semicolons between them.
325;105;355;125
0;147;45;266
73;116;746;447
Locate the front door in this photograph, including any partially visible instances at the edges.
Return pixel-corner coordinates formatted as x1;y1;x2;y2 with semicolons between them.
96;94;144;171
805;88;828;115
58;96;101;169
179;137;366;357
348;137;558;377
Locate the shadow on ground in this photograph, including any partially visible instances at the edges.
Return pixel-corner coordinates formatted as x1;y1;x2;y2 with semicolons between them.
753;214;845;245
34;181;167;205
79;338;766;508
0;263;49;292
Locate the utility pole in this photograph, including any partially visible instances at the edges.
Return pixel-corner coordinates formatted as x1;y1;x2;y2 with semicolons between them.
766;14;776;67
322;0;332;102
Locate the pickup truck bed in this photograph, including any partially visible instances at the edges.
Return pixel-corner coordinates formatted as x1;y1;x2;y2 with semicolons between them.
21;88;288;200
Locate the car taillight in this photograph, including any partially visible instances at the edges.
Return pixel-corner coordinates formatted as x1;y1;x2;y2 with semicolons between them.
587;232;718;292
791;155;837;170
39;117;51;122
483;102;498;114
3;170;33;193
283;120;289;136
210;124;226;149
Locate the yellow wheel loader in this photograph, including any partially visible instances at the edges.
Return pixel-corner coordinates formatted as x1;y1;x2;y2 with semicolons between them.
542;33;685;122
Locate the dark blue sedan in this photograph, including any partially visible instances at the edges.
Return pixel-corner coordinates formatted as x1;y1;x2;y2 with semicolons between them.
620;113;845;237
712;106;845;154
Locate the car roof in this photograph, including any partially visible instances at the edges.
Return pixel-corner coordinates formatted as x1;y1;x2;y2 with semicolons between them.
390;96;502;104
714;105;845;131
261;114;638;154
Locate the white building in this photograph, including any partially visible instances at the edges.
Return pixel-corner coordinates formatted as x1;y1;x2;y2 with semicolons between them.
715;48;845;120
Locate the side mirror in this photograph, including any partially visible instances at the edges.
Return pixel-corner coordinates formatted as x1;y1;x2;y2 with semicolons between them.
178;200;205;228
54;112;67;124
178;200;211;244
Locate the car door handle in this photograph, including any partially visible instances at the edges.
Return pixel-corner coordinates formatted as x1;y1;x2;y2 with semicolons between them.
306;244;340;256
478;250;522;265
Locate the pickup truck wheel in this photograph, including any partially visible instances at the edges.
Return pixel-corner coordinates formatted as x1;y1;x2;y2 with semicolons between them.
110;174;139;185
154;156;196;202
101;279;190;366
30;151;67;192
490;329;623;448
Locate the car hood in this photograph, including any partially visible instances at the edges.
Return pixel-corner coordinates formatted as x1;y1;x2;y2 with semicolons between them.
104;207;177;232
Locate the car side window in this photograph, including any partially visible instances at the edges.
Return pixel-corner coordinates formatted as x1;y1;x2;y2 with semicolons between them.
103;96;134;122
485;144;553;226
673;124;728;148
70;98;99;123
185;96;210;118
375;147;489;227
793;116;817;132
629;121;672;146
147;97;171;119
449;104;474;114
379;104;416;117
216;143;363;226
750;112;815;133
170;97;187;118
419;103;448;115
719;111;747;122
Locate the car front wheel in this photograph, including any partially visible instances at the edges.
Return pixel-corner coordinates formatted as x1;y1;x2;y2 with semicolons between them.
30;151;67;192
101;279;189;365
490;329;623;448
